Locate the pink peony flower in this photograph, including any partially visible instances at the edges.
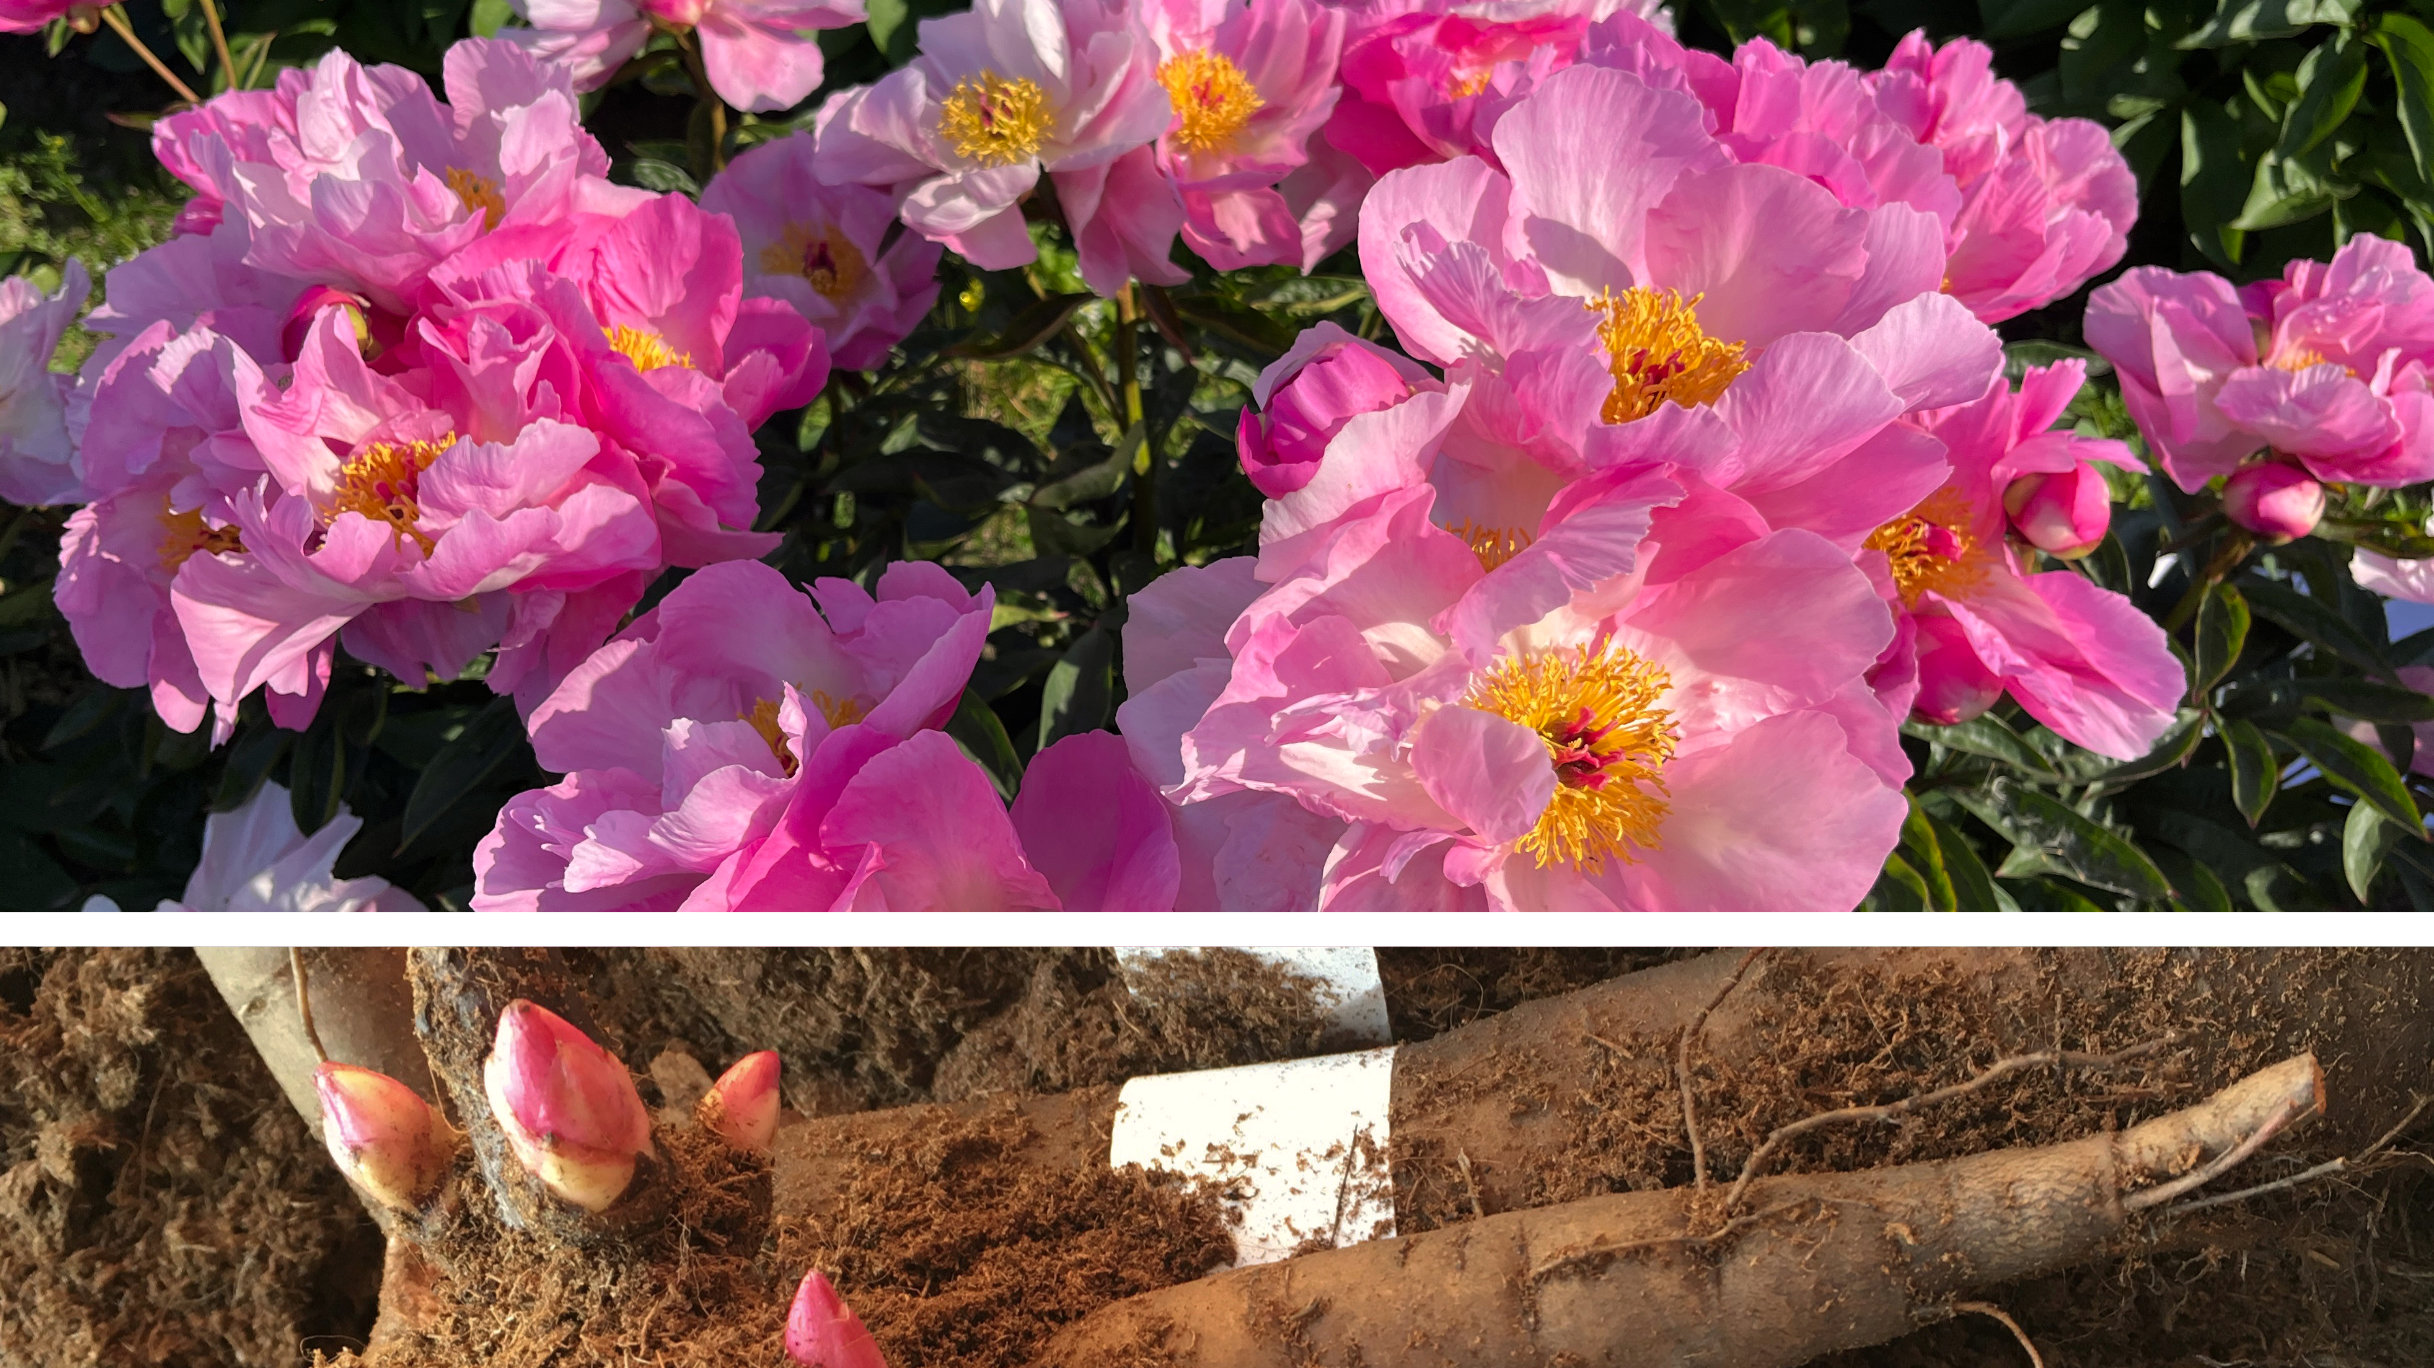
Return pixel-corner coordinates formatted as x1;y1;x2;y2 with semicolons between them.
1871;362;2183;758
1234;322;1431;496
702;133;943;371
508;0;866;113
149;40;640;314
811;0;1175;289
1162;489;1908;910
1869;32;2134;323
2220;460;2326;543
0;1;103;35
0;261;90;507
2087;236;2434;492
1144;0;1349;271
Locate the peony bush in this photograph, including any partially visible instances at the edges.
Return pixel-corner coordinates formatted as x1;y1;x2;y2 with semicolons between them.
11;0;2434;909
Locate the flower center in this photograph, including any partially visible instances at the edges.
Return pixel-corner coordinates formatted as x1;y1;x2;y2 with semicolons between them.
743;689;870;777
1447;70;1493;99
1588;287;1749;426
1865;494;1980;605
1444;518;1534;571
759;224;866;301
331;436;454;554
159;502;245;570
608;324;691;371
1157;51;1264;153
1465;643;1678;871
445;168;505;231
939;70;1052;167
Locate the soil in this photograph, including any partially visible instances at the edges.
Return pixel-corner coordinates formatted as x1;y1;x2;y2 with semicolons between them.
0;947;384;1367
8;945;2432;1368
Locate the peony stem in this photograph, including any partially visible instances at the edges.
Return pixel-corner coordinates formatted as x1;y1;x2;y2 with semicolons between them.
100;4;203;106
1118;283;1154;554
197;0;237;92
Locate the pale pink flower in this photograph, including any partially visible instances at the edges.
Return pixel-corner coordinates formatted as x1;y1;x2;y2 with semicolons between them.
702;133;943;371
140;780;424;911
2088;236;2434;492
1234;322;1431;496
1166;488;1907;910
1144;0;1348;271
1870;32;2134;323
0;261;89;507
812;0;1174;286
509;0;866;113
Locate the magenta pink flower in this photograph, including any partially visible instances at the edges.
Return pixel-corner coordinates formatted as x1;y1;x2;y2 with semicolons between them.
2088;236;2434;492
1873;363;2182;758
0;1;102;35
1235;322;1431;496
2221;460;2326;543
0;261;89;507
812;0;1174;287
1145;0;1348;272
703;133;943;371
511;0;866;112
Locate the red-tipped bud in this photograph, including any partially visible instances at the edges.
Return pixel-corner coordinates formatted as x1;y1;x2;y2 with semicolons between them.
695;1050;781;1153
315;1062;450;1212
787;1268;889;1368
1910;613;2004;727
2003;464;2111;559
2222;462;2325;543
481;1000;653;1212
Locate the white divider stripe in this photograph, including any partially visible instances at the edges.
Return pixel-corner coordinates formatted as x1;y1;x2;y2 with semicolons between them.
1108;1046;1399;1268
1112;946;1394;1048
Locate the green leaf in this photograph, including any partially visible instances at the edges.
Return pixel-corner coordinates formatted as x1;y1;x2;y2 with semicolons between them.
1869;851;1931;911
2194;583;2251;694
1922;809;2003;911
1036;623;1116;752
2222;716;2280;826
946;293;1091;360
627;158;699;195
286;717;346;835
42;688;126;752
2242;578;2387;671
1905;713;2058;778
946;689;1024;803
2344;799;2403;901
2302;678;2434;722
1978;0;2099;40
2376;13;2434;187
1897;799;1959;911
2182;0;2364;48
211;723;291;813
2085;709;2208;789
1168;294;1300;357
469;0;515;37
1030;423;1144;510
2182;101;2253;267
2269;715;2424;833
2277;31;2369;161
398;697;523;853
1952;782;2175;901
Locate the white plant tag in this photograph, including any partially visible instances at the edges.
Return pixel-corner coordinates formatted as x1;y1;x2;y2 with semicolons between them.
1108;1046;1398;1268
1112;946;1393;1048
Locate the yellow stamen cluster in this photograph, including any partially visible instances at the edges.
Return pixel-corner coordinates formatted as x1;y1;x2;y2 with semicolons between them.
1444;518;1535;572
1865;492;1981;605
446;168;506;231
760;224;867;301
1446;70;1493;100
812;689;868;728
159;503;245;570
2269;344;2337;372
609;325;692;371
939;70;1052;167
1588;287;1750;425
331;436;455;554
1466;643;1678;871
1157;51;1264;153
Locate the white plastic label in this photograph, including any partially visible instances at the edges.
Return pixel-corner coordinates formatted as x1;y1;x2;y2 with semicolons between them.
1112;946;1393;1048
1108;1046;1398;1268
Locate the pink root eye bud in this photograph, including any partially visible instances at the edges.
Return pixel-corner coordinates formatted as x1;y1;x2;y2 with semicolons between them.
481;999;655;1212
2222;461;2326;544
314;1062;451;1212
696;1050;781;1153
788;1268;890;1368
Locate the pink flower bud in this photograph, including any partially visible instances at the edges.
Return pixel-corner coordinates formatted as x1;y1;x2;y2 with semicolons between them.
787;1268;889;1368
2222;462;2325;543
2003;464;2111;559
695;1050;781;1153
315;1062;451;1212
279;285;372;362
1239;338;1418;498
1910;614;2003;726
481;1000;654;1212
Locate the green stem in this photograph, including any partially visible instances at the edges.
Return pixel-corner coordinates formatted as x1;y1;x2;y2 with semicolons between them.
197;0;238;92
1118;284;1155;555
2162;530;2255;634
677;35;729;175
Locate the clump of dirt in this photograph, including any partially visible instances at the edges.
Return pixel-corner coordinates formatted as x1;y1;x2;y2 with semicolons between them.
572;948;1342;1113
0;947;383;1368
780;1105;1234;1368
1376;948;1705;1041
329;1129;783;1368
